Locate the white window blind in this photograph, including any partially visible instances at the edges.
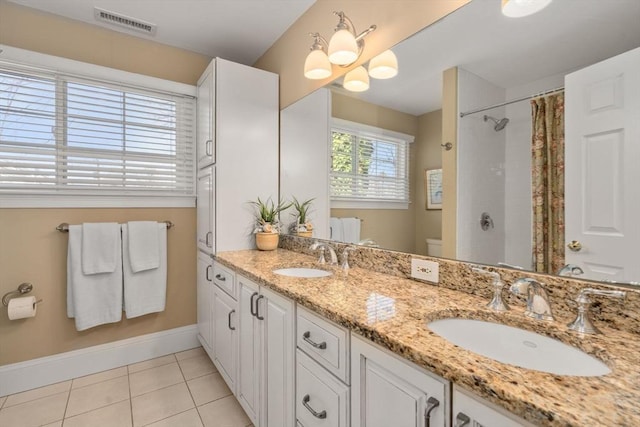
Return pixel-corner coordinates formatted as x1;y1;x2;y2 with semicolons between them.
330;119;412;207
0;65;195;200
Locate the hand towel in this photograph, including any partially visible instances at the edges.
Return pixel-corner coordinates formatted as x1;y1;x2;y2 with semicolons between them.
342;217;361;244
128;221;160;272
67;225;123;331
81;222;120;275
330;217;344;242
122;223;167;319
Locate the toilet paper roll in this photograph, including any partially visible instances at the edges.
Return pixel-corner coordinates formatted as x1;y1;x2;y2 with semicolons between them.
7;296;37;320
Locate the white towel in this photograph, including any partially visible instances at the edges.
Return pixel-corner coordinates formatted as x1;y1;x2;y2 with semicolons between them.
122;223;167;319
67;225;123;331
342;217;361;244
81;222;120;275
128;221;160;272
330;217;344;242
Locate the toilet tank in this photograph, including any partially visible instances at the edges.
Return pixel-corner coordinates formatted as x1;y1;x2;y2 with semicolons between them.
426;238;442;257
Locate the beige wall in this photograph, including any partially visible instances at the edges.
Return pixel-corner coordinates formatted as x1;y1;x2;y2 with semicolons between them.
414;109;443;255
0;209;196;365
254;0;471;108
330;91;418;253
0;2;204;365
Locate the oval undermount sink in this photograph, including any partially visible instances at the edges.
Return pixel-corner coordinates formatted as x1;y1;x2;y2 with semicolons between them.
272;267;332;278
428;318;610;377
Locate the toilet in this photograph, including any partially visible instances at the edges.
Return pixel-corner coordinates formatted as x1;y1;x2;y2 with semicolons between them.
426;238;442;257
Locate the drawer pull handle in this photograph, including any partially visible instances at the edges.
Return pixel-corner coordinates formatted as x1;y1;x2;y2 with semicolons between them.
228;309;236;330
250;292;259;317
424;396;440;427
302;394;326;419
205;139;213;156
302;331;326;349
205;231;213;248
255;295;265;320
206;265;212;282
454;412;471;427
215;274;226;282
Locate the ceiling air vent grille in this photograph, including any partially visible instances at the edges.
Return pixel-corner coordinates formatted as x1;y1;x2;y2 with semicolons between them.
94;7;157;35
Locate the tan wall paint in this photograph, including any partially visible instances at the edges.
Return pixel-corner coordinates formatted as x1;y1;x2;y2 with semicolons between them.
414;109;443;256
0;1;211;85
0;2;204;365
442;67;458;258
330;91;418;253
254;0;471;108
0;208;196;365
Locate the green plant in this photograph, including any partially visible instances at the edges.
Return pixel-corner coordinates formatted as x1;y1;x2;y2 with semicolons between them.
291;197;315;224
250;197;291;233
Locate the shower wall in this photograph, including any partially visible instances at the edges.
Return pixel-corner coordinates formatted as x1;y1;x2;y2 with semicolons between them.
504;73;565;269
456;69;506;265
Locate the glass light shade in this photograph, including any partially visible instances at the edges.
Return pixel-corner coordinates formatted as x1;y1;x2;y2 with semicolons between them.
328;29;359;65
368;50;398;79
343;66;370;92
304;49;332;80
501;0;552;17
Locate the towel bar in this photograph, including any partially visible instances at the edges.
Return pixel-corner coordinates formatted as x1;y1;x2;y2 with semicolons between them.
56;221;174;232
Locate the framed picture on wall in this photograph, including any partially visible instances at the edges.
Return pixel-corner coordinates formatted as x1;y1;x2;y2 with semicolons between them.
425;169;443;210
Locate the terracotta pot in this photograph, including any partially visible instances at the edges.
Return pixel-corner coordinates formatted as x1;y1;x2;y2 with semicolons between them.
255;232;279;251
296;231;313;238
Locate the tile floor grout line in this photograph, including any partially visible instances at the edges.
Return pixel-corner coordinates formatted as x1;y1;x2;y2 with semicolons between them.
127;367;134;427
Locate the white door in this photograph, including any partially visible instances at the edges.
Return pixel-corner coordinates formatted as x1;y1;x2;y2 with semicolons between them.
213;286;237;393
197;166;215;254
197;62;214;169
260;286;295;427
196;250;213;353
237;275;261;425
565;47;640;283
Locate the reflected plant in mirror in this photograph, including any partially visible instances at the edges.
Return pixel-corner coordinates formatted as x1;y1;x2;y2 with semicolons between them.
279;0;640;287
290;197;315;238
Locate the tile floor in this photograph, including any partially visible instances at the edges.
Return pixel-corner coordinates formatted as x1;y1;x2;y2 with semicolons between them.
0;347;254;427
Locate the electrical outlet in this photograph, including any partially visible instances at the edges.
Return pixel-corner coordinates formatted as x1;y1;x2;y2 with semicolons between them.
411;258;439;283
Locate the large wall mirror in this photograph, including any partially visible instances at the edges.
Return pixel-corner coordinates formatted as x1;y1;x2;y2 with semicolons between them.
280;0;640;287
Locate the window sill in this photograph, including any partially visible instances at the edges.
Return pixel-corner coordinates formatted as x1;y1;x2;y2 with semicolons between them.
0;194;196;209
331;199;409;210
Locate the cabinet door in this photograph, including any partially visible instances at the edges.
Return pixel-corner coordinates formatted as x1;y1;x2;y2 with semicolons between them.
237;275;261;425
452;387;533;427
196;166;215;254
260;286;295;427
351;335;449;427
197;62;214;168
196;251;213;353
213;285;238;394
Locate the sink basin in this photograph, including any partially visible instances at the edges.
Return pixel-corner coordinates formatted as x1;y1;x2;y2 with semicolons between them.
427;318;610;376
272;267;332;278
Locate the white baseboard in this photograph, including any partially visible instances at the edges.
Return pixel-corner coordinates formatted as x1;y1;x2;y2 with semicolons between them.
0;324;199;396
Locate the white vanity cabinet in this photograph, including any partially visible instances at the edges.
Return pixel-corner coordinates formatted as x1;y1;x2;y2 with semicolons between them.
212;282;238;393
452;386;534;427
351;335;449;427
196;251;214;353
237;274;295;427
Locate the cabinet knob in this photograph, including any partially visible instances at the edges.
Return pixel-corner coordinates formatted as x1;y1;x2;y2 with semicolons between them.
302;331;327;349
454;412;471;427
215;274;226;282
302;394;327;419
567;240;582;252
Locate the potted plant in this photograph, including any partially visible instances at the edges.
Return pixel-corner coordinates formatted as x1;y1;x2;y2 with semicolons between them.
251;197;291;250
291;197;315;238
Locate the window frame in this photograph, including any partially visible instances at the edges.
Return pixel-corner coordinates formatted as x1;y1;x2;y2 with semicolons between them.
0;45;197;208
330;118;414;210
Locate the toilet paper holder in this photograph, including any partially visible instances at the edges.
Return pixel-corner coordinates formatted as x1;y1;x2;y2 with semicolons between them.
2;283;42;307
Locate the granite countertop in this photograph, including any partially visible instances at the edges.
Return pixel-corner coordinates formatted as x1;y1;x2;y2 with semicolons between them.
215;249;640;427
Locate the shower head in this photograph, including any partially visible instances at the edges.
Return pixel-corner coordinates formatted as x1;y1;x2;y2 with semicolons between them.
484;115;509;131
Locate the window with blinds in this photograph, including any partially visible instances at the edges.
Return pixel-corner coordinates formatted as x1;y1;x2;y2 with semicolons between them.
331;120;411;207
0;66;195;201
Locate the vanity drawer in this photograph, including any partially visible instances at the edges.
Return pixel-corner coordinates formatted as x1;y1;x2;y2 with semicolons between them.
296;349;349;427
213;262;236;299
297;306;349;383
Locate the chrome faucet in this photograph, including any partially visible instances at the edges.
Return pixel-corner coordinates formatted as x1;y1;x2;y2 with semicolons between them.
510;278;555;321
557;264;584;277
309;241;338;265
567;288;626;334
472;267;509;312
340;246;356;273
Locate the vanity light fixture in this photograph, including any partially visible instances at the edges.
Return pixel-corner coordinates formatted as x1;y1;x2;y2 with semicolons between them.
368;50;398;79
501;0;553;18
343;66;370;92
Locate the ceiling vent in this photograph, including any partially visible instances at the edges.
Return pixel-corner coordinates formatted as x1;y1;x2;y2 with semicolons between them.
94;7;157;36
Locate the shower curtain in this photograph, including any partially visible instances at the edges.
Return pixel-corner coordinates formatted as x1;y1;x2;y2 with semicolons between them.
531;92;565;274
